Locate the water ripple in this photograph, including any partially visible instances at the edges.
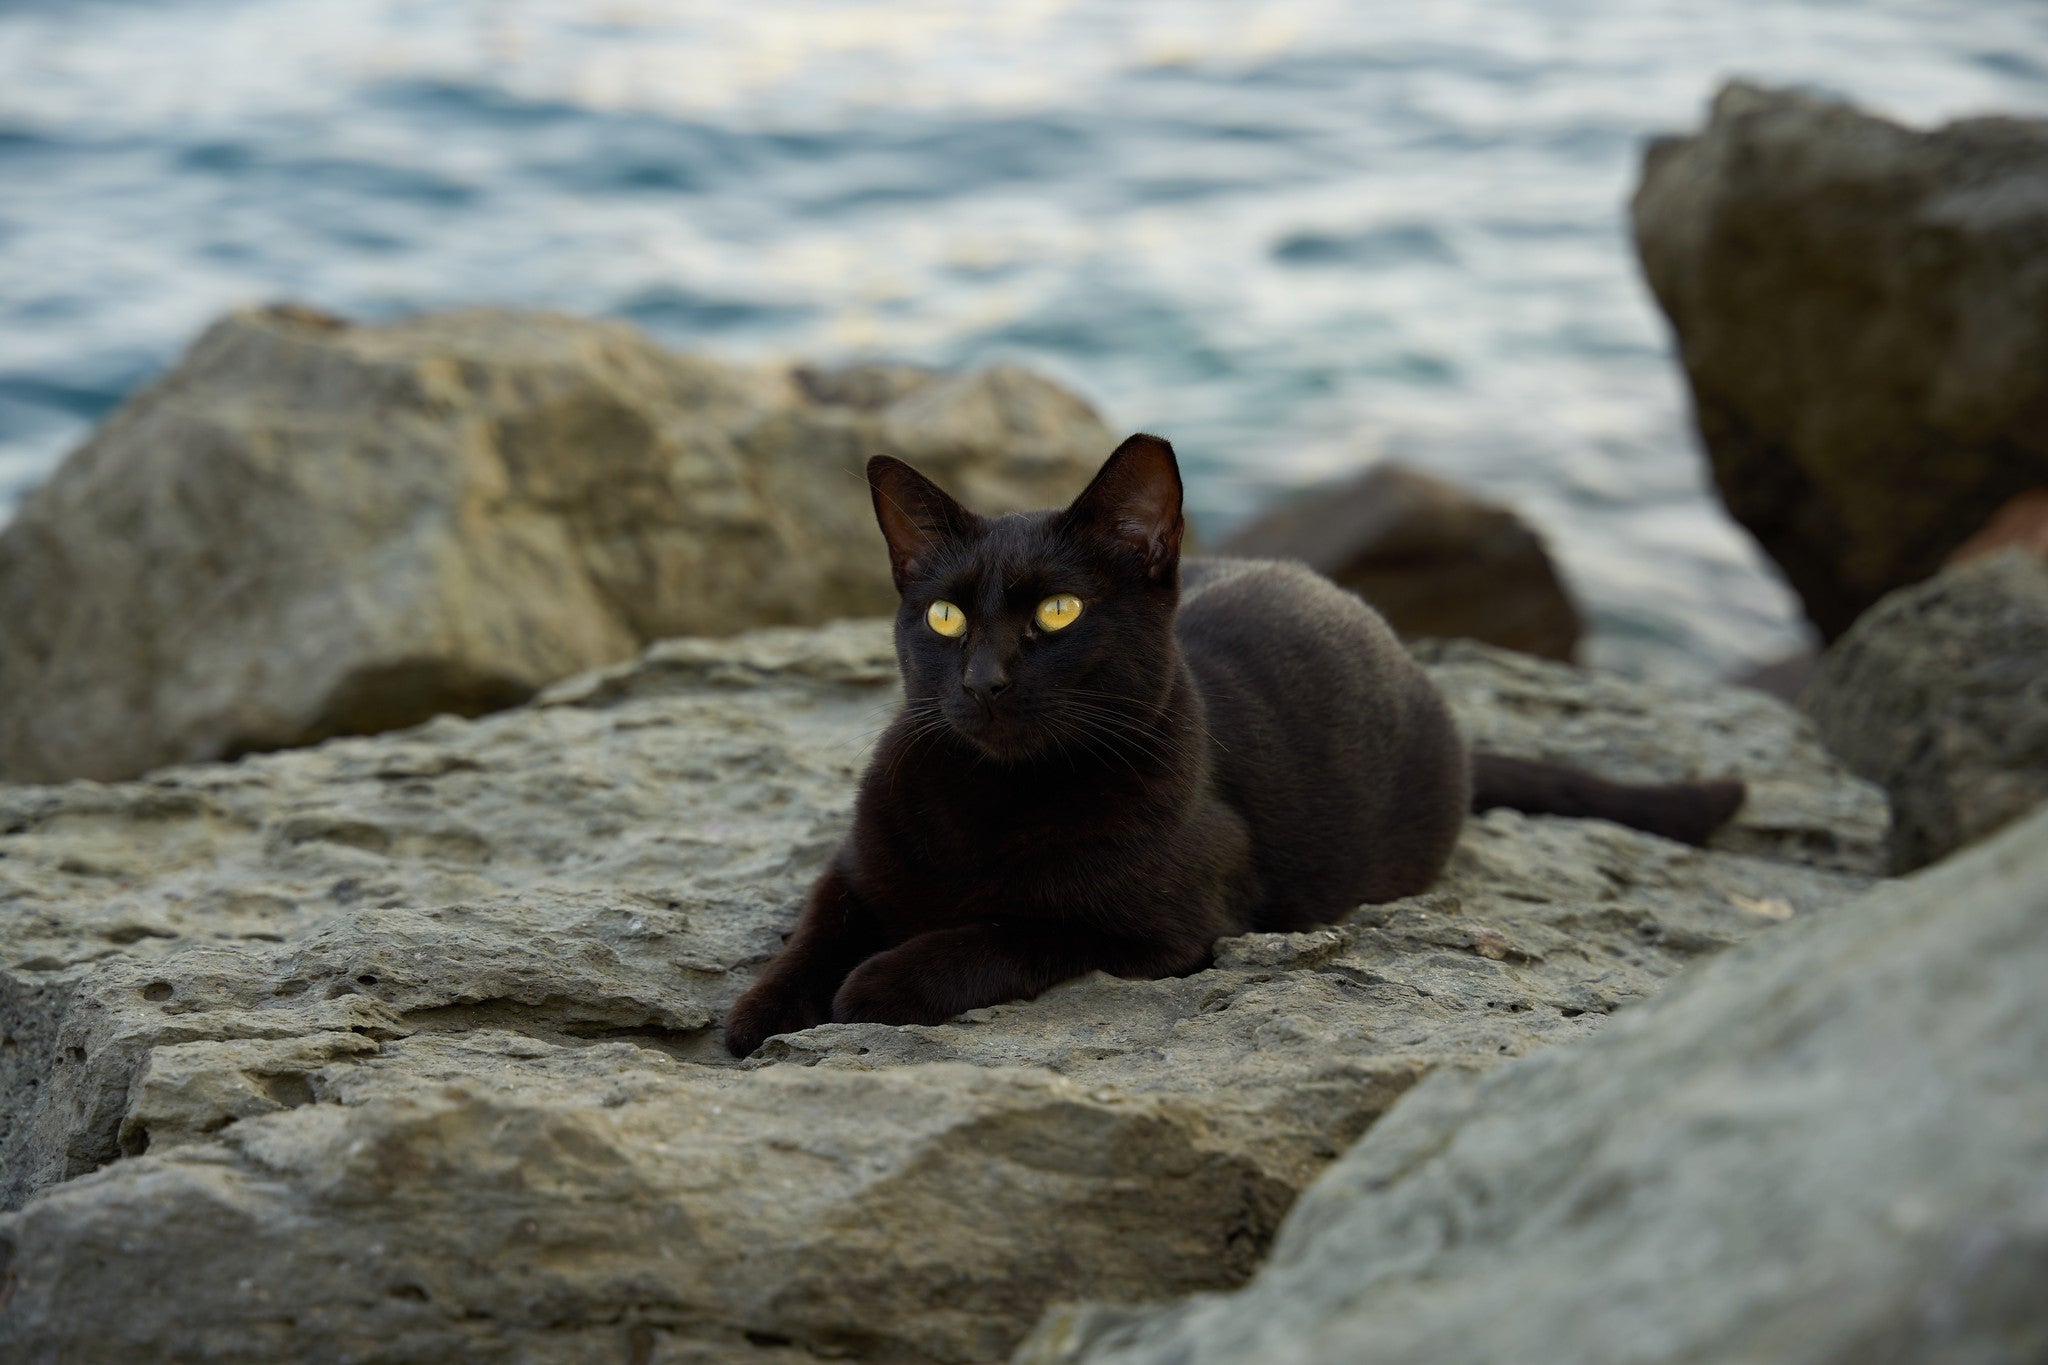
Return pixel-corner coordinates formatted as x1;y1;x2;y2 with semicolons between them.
2;0;2045;678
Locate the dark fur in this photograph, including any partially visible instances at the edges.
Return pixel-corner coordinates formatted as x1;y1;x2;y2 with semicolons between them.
723;435;1745;1055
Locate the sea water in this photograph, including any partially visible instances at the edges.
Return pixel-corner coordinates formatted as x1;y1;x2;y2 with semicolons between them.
2;0;2044;677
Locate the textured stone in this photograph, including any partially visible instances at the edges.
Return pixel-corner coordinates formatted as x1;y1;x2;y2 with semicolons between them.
11;1042;1305;1364
0;620;1881;1362
1803;552;2048;872
1018;804;2048;1365
1218;464;1582;661
0;306;1108;784
1416;637;1886;876
1633;82;2048;638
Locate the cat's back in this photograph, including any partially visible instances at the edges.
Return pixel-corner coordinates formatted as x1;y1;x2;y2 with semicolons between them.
1176;557;1468;925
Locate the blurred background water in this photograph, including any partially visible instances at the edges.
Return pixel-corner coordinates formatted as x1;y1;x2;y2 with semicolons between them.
3;0;2045;678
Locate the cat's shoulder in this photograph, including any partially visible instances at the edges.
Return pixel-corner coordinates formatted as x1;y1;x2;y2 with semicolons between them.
1181;554;1331;599
1179;556;1394;638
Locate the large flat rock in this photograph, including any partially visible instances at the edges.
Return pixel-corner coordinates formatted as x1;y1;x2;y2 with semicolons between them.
1019;803;2048;1365
0;620;1883;1362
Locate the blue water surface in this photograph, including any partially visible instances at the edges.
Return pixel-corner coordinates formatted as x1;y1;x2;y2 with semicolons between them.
3;0;2045;677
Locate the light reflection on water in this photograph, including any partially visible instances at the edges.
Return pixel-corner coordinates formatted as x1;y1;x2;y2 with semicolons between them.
2;0;2044;676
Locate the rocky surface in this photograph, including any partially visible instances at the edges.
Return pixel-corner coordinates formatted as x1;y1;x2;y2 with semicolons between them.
1418;637;1883;876
1803;552;2048;872
1633;82;2048;638
1018;802;2048;1365
0;306;1109;786
1218;464;1582;661
0;619;1883;1361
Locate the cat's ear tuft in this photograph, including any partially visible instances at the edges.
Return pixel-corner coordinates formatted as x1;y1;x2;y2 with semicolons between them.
1067;433;1184;581
868;455;974;591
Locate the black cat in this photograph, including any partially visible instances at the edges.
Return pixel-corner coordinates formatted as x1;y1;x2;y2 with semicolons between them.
723;434;1743;1056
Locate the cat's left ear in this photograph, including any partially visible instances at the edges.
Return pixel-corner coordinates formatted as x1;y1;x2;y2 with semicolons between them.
1066;433;1184;581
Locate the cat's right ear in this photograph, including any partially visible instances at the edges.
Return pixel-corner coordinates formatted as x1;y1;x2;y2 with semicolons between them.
868;456;974;592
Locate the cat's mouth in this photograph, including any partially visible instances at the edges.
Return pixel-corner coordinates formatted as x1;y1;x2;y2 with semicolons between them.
944;699;1050;763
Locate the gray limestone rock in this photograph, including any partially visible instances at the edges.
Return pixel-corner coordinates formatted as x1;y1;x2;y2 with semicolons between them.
0;306;1109;785
0;622;1883;1362
1802;551;2048;871
1017;803;2048;1365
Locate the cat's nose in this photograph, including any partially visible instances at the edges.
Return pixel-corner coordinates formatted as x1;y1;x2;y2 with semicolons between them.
962;658;1011;704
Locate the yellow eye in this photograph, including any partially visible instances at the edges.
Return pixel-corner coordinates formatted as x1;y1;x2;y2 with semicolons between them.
1035;594;1084;632
926;600;967;637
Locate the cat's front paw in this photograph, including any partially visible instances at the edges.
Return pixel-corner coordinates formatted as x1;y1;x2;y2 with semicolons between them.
723;978;827;1058
829;951;954;1027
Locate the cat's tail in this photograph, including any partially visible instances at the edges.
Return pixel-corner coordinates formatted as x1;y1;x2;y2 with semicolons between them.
1469;752;1746;848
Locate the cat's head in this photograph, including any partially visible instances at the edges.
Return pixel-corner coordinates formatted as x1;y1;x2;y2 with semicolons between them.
869;433;1186;764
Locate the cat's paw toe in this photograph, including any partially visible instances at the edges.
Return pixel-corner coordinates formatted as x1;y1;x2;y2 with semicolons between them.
722;1021;763;1058
721;1010;771;1058
723;989;820;1057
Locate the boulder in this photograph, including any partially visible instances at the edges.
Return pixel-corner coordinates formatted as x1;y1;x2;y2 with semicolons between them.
1019;803;2048;1365
1632;83;2048;639
0;620;1884;1361
1218;464;1582;660
1802;551;2048;872
0;306;1109;785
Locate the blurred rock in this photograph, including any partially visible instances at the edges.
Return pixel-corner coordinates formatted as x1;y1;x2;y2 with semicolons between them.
1633;82;2048;639
1023;801;2048;1365
1802;551;2048;872
1218;464;1582;660
1730;648;1816;704
0;306;1108;785
1948;488;2048;567
0;622;1880;1362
